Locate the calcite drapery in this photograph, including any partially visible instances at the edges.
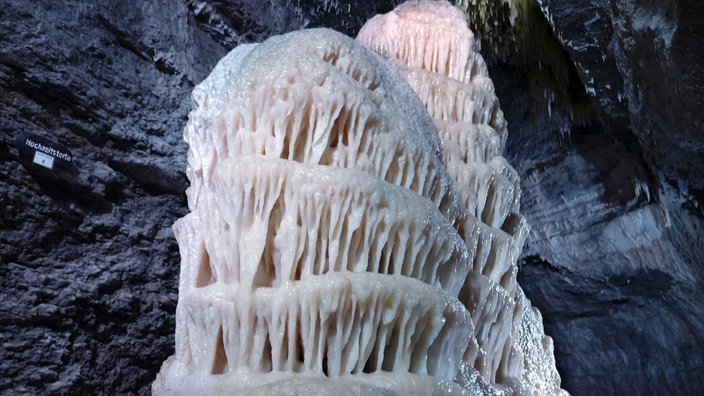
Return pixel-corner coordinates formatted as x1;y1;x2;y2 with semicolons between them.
153;1;566;395
358;2;566;394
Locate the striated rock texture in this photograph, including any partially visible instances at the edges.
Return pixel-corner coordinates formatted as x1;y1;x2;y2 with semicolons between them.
494;1;704;394
1;0;702;395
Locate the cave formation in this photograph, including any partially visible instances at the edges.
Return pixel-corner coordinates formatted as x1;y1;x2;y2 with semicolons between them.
1;0;702;395
153;2;565;393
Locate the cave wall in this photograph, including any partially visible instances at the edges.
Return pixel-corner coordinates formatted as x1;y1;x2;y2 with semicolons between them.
1;0;702;395
0;1;215;394
508;1;704;394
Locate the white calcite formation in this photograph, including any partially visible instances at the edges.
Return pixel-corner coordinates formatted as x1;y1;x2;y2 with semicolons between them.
358;1;566;395
153;2;566;395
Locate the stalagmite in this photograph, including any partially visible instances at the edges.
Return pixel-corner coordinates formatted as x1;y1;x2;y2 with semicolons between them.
154;27;473;395
358;1;566;394
153;1;567;395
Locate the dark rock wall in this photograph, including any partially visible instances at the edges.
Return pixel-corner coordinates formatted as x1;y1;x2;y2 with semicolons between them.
0;1;219;394
0;0;702;395
510;0;704;394
505;113;704;394
605;0;704;196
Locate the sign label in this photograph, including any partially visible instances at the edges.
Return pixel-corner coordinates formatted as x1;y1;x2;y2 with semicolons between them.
24;137;72;162
33;151;55;169
14;132;74;173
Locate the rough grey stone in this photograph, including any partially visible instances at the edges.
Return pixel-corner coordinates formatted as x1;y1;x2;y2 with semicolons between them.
0;1;220;394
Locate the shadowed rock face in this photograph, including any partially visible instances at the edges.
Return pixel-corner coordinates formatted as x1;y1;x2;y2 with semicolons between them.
0;2;211;394
537;0;704;194
1;0;702;395
503;1;704;394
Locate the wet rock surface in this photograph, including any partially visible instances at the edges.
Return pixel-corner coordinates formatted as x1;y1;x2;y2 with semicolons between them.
508;1;704;394
505;114;704;395
1;1;702;395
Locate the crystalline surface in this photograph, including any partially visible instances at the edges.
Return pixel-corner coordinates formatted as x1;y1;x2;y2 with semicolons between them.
183;28;463;226
187;157;471;294
154;2;566;395
155;27;474;395
358;1;567;394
